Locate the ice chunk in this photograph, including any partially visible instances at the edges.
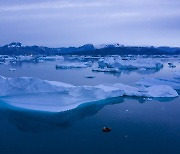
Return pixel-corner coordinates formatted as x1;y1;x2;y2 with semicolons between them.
136;77;180;90
16;55;34;62
112;83;178;97
92;67;121;73
97;56;163;70
9;68;16;71
38;56;64;61
173;72;180;80
46;80;75;88
168;62;176;68
145;85;178;98
56;62;90;69
0;76;68;97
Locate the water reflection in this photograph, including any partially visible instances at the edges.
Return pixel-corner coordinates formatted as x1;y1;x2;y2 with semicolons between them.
98;66;163;77
0;97;124;133
0;96;178;133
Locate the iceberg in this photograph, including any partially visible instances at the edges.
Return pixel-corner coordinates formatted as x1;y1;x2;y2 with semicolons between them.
136;75;180;91
96;56;163;71
0;76;68;97
0;76;178;112
15;55;34;62
111;83;178;98
168;62;176;68
92;67;121;73
37;56;64;61
56;62;91;69
9;68;16;71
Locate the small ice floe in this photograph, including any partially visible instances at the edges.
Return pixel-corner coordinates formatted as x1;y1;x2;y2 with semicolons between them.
143;98;153;101
38;56;64;61
85;75;96;79
139;68;147;71
9;68;16;71
92;67;121;73
0;62;5;65
168;62;176;68
56;62;89;69
16;55;34;62
125;110;129;112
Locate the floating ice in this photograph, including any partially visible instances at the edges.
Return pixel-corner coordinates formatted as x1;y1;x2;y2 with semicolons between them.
56;62;91;69
173;72;180;80
16;55;34;62
136;76;180;90
92;67;121;73
38;56;64;61
0;76;68;97
168;62;176;68
9;68;16;71
95;56;163;72
0;76;178;112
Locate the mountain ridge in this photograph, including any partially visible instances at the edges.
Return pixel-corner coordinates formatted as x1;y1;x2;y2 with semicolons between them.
0;42;180;55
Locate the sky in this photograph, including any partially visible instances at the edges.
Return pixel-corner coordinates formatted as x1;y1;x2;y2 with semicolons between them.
0;0;180;47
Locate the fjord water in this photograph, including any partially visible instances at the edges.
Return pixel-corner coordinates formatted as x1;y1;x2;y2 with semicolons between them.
0;57;180;154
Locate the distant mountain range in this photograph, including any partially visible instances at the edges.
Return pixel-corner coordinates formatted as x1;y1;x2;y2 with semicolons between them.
0;42;180;55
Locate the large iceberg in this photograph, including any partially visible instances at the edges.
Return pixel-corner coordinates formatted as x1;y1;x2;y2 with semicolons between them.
95;56;163;72
0;76;178;112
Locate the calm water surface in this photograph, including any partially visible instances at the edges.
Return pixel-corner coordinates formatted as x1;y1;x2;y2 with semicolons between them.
0;57;180;154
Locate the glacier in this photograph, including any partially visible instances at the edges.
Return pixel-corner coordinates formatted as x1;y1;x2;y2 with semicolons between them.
0;76;178;112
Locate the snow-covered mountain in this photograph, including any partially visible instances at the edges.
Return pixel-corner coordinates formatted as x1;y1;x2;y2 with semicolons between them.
6;42;22;48
95;43;122;49
0;42;180;55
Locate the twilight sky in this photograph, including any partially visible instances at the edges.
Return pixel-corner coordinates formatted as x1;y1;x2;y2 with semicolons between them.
0;0;180;47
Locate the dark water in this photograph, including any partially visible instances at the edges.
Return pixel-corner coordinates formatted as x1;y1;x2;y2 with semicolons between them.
0;97;180;154
0;57;180;154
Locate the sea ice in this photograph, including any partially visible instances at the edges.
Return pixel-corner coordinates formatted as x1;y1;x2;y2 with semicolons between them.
173;72;180;80
92;67;121;73
9;68;16;71
0;76;178;112
136;76;180;90
38;56;64;61
56;62;91;69
16;55;34;62
96;56;163;72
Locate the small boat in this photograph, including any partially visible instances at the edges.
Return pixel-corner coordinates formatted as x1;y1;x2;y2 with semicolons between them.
102;127;111;133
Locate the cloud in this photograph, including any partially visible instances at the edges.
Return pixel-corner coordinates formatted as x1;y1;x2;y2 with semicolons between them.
0;0;180;47
0;0;111;11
